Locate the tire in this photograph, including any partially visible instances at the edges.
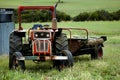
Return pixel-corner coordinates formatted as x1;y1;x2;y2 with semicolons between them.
53;33;73;70
9;32;25;70
55;33;68;54
91;45;103;59
11;52;25;70
61;50;73;67
97;46;103;59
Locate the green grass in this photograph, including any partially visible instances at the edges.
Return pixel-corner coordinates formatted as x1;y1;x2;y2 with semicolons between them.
0;0;120;16
16;21;120;36
1;0;120;79
0;21;120;80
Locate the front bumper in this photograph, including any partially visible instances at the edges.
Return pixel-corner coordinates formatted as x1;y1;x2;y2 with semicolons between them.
17;56;68;60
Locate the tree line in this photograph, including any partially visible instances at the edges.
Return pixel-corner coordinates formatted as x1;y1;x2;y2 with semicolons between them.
14;9;120;23
73;10;120;21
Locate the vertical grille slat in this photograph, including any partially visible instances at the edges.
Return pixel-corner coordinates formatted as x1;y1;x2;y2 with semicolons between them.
34;39;49;52
40;42;44;52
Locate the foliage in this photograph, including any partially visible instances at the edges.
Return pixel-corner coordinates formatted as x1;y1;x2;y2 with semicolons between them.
14;9;71;23
73;12;89;21
73;10;120;21
56;11;71;22
88;10;112;21
111;10;120;20
14;9;120;22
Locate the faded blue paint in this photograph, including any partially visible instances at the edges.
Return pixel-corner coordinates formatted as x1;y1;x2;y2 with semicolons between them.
0;22;14;55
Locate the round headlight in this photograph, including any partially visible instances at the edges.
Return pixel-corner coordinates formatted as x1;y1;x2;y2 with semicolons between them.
46;34;50;37
35;34;38;37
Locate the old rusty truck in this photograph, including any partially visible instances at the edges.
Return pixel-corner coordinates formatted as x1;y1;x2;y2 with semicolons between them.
9;4;107;70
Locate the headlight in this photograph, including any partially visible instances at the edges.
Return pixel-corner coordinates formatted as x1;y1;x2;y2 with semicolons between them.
34;32;50;38
35;34;38;37
46;33;50;37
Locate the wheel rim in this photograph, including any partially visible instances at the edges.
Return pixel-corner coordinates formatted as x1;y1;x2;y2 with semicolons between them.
12;56;18;69
98;47;103;58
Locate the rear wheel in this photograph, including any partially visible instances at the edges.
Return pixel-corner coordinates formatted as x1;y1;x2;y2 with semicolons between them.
91;45;103;59
97;46;103;59
55;33;68;53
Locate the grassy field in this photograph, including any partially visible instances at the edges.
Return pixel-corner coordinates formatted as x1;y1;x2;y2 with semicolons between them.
0;0;120;16
0;21;120;80
0;0;120;79
16;21;120;36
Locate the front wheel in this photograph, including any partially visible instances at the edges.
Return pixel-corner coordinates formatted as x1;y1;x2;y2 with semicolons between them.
53;50;74;71
9;52;25;70
61;50;74;67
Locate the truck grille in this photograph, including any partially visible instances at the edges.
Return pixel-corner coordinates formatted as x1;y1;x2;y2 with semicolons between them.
33;39;50;53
